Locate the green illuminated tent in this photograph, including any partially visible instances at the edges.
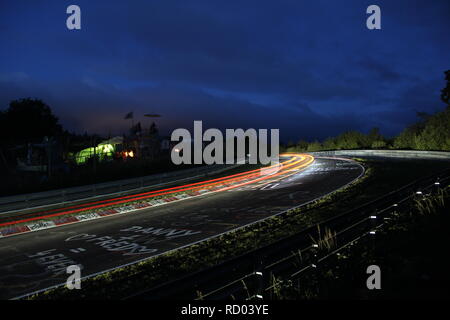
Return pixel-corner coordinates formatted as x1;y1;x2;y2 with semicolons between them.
74;144;115;165
74;136;123;165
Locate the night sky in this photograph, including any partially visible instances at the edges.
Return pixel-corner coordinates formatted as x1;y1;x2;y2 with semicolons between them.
0;0;449;142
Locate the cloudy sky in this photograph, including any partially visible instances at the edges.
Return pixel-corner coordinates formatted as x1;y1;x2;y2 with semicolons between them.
0;0;449;142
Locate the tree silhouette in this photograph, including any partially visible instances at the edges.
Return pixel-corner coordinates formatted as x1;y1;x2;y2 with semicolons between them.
441;70;450;107
0;98;63;146
288;70;450;152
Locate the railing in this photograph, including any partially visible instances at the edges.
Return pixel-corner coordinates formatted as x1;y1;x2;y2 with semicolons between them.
0;162;242;214
308;149;450;160
124;168;449;300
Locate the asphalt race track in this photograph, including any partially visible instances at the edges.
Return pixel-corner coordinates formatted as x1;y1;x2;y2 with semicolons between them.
0;156;363;299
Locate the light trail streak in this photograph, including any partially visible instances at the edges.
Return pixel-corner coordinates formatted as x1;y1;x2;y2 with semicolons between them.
0;154;314;227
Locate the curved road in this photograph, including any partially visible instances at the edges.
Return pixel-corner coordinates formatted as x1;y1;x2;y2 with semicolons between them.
0;154;363;299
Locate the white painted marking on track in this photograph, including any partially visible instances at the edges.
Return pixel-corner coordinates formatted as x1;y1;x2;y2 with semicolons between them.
260;184;272;190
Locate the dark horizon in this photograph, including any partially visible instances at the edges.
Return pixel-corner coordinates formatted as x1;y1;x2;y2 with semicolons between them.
1;0;449;142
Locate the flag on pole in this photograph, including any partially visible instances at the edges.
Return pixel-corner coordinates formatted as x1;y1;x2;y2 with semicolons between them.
130;122;142;135
124;112;133;119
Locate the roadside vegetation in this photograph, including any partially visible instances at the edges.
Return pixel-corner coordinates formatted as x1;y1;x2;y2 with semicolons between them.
282;70;450;152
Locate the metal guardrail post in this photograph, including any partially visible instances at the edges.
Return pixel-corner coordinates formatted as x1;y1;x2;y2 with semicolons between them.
369;212;377;230
369;214;378;249
310;243;320;295
433;179;441;194
310;243;319;277
387;203;398;223
415;190;425;200
310;243;319;268
254;257;264;300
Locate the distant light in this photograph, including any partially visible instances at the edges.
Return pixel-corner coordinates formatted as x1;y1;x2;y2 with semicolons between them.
370;215;377;219
392;203;398;207
255;271;263;276
435;182;440;185
416;191;423;195
255;294;263;299
312;244;319;248
369;231;376;235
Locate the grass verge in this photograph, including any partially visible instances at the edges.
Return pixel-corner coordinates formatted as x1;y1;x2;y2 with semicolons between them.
268;186;450;299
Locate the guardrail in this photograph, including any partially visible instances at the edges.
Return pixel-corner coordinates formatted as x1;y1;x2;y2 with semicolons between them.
308;149;450;160
4;150;447;214
124;167;449;300
0;162;243;214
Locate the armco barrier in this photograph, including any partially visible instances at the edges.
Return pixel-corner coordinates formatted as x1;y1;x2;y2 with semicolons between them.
307;149;450;160
0;161;243;213
0;160;286;238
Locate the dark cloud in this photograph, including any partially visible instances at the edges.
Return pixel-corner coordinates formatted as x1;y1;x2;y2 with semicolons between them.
358;58;401;82
0;0;449;141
